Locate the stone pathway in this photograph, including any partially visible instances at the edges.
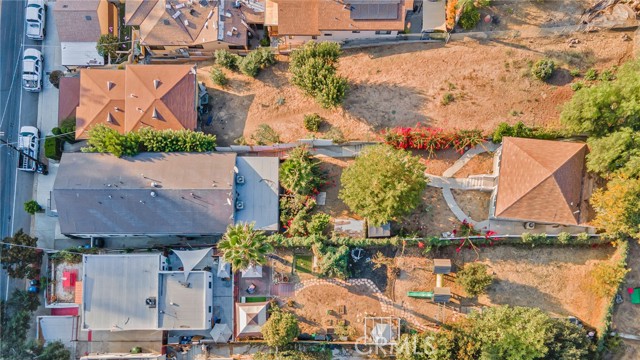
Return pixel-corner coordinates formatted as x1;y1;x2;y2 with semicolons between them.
294;278;429;332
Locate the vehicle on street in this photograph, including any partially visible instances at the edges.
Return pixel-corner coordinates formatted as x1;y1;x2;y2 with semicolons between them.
18;126;40;172
22;48;43;92
25;0;46;40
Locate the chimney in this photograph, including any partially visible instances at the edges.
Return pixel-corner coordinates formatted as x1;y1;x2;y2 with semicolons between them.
153;79;161;89
107;81;114;90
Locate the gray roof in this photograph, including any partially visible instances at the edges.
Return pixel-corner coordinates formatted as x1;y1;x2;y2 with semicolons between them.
234;157;279;231
82;254;160;331
433;259;452;274
82;254;212;331
350;0;400;20
54;152;237;236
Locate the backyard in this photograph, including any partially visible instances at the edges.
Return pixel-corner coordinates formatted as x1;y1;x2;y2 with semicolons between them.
197;30;634;146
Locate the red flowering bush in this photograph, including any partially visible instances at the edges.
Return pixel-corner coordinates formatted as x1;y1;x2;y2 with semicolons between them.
383;124;485;157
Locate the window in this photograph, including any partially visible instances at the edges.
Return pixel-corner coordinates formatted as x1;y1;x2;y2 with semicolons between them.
85;15;92;21
148;45;166;51
311;36;317;40
288;36;293;39
208;306;212;313
188;45;204;49
324;33;332;36
229;45;245;50
208;282;212;289
352;30;360;33
375;30;392;35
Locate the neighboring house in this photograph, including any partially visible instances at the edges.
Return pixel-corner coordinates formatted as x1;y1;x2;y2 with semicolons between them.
125;0;266;59
265;0;414;50
58;77;80;123
81;253;213;331
74;64;197;139
53;152;279;238
54;0;119;67
236;302;269;339
492;137;590;226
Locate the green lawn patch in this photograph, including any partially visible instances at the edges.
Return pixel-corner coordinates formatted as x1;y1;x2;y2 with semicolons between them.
294;255;313;274
245;296;268;303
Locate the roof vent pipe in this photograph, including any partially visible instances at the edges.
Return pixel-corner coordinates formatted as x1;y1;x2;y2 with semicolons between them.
153;79;161;89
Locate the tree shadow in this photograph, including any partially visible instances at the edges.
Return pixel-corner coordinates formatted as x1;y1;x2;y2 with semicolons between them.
344;42;446;60
485;279;569;316
343;82;431;131
546;68;573;86
202;88;254;146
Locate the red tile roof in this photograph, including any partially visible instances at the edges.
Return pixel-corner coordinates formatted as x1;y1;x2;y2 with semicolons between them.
58;77;80;122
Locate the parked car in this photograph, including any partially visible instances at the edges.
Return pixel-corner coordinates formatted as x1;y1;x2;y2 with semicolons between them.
25;0;46;40
22;48;43;92
18;126;40;172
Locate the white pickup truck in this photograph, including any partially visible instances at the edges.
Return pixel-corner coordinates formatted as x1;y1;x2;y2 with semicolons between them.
18;126;40;172
22;49;43;92
25;0;46;40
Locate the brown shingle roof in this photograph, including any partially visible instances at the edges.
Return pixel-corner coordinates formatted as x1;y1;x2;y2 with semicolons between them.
75;65;197;139
58;77;80;122
125;0;158;26
270;0;409;36
54;0;104;42
495;137;588;225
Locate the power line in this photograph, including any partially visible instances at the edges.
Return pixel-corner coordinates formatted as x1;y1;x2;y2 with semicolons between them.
0;240;86;254
0;131;77;148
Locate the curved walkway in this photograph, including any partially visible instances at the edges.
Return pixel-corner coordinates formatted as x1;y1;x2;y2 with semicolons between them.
426;142;500;228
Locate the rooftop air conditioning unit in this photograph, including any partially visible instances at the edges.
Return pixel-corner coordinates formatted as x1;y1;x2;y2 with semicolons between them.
236;175;245;184
145;297;157;308
523;222;536;230
235;200;244;210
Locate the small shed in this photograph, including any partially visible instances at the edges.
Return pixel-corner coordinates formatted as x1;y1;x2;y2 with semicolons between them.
367;222;391;238
433;259;452;274
433;287;451;303
334;218;366;238
241;265;263;278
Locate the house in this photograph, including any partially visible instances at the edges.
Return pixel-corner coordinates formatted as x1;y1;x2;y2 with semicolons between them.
81;253;213;331
235;302;269;339
265;0;414;51
74;64;197;139
54;0;119;67
492;137;589;226
53;152;279;238
126;0;266;59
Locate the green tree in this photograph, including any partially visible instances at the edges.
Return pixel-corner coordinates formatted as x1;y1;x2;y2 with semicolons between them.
7;289;40;312
590;175;640;239
303;113;323;132
561;59;640;136
262;309;300;349
544;319;595;360
215;49;240;70
279;147;324;195
339;145;427;225
251;124;281;145
531;59;556;80
312;243;349;279
210;67;228;86
83;124;139;157
34;341;72;360
589;261;629;298
23;200;42;215
1;230;40;279
586;127;640;178
96;34;119;60
218;223;273;272
456;262;494;297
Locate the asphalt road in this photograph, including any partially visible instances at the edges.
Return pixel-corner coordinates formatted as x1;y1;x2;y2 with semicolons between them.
0;0;40;301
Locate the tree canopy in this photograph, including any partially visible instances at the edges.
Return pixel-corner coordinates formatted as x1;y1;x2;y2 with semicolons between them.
279;147;324;195
218;223;273;272
560;60;640;136
590;175;640;240
456;262;494;297
339;145;427;225
96;34;119;60
261;309;300;348
586;127;640;178
83;125;217;157
1;229;40;279
396;306;594;360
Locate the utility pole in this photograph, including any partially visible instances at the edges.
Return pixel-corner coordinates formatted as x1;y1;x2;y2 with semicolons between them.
0;132;48;175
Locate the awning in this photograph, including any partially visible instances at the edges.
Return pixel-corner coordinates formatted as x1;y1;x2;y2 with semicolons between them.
241;265;262;278
371;324;393;344
210;323;233;343
172;247;213;282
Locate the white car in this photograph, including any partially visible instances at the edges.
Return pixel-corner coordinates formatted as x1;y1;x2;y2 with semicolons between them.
18;126;40;172
25;0;46;40
22;48;43;92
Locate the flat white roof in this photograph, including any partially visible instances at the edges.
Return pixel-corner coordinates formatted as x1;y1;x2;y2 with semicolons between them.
61;42;105;67
82;254;211;331
37;315;76;347
235;157;279;231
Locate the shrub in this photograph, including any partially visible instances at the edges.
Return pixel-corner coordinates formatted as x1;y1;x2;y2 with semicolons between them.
238;54;261;77
590;262;629;298
325;127;346;144
251;124;280;145
313;243;349;279
599;69;616;81
571;81;584;91
260;27;271;47
96;34;119;59
303;114;323;132
48;70;63;89
491;121;562;143
570;69;581;77
441;92;454;105
290;42;347;108
531;59;556;80
261;309;300;348
458;4;480;30
456;262;493;297
280;194;316;235
44;136;61;161
557;232;572;244
215;49;240;70
584;68;598;80
280;147;325;195
385;124;485;156
308;213;331;235
210;67;228;86
59;117;77;143
23;200;41;215
521;232;549;247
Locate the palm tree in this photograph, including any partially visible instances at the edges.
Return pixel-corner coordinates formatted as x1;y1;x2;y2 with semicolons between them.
218;223;273;272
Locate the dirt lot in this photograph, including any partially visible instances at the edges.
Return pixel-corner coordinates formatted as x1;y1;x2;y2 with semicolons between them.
316;157;359;220
453;152;494;178
394;245;618;330
452;190;491;222
198;31;634;146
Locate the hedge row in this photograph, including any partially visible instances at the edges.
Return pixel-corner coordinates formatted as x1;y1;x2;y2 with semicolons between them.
596;240;629;353
266;232;608;249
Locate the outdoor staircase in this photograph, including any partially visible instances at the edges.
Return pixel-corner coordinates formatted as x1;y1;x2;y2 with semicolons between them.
271;282;295;298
